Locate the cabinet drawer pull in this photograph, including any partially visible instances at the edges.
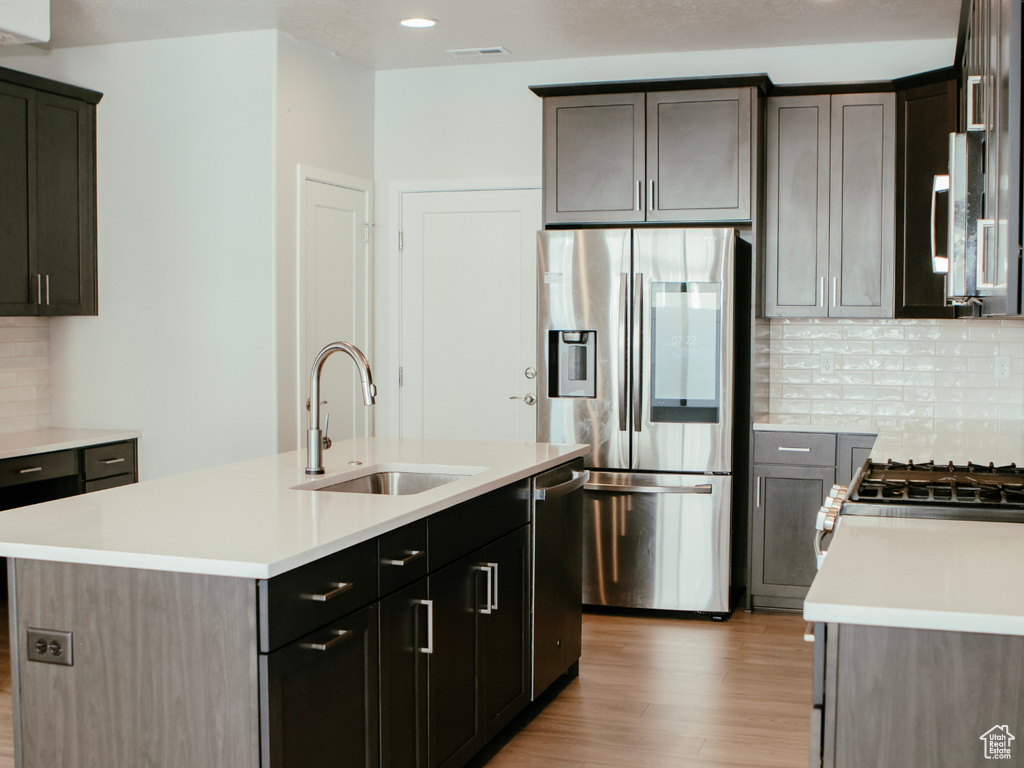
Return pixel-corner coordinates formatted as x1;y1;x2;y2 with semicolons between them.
383;550;424;567
100;457;126;465
304;629;352;652
306;582;354;602
419;599;434;655
832;277;837;307
777;446;811;453
19;467;44;474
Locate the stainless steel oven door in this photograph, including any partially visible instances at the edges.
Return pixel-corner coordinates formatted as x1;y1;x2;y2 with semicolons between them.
582;471;731;612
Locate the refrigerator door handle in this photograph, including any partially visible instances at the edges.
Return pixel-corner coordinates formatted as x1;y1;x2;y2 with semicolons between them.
632;273;643;433
584;481;713;495
618;273;628;432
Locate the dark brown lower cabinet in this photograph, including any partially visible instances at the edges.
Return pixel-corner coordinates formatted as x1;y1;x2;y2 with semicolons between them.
260;603;380;768
426;526;531;768
380;580;429;768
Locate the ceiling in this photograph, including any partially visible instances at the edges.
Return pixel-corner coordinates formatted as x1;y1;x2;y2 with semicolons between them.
41;0;963;71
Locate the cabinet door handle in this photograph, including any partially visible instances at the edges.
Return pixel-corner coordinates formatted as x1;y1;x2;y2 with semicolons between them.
306;581;354;602
487;561;499;611
479;565;493;614
100;457;126;465
803;623;816;643
304;628;352;652
383;550;424;567
36;274;42;305
19;467;44;474
419;599;433;654
635;180;642;212
45;275;50;306
778;446;812;453
819;277;825;308
832;277;837;308
648;180;655;211
755;476;761;508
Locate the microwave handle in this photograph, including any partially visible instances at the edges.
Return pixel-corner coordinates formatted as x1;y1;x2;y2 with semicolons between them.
930;175;950;273
966;75;986;131
977;219;997;288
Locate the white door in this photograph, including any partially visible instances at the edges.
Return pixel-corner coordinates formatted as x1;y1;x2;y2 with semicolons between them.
399;188;540;442
299;177;372;448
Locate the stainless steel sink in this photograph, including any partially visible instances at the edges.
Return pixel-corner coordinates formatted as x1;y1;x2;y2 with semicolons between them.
316;471;470;496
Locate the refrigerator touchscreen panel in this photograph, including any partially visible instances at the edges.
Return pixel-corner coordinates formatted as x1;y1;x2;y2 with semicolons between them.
650;282;721;423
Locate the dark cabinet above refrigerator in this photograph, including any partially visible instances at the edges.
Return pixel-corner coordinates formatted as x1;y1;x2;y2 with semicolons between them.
531;75;768;227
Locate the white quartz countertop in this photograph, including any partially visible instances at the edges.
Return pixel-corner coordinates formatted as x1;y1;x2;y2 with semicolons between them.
804;515;1024;635
0;428;141;460
0;438;588;580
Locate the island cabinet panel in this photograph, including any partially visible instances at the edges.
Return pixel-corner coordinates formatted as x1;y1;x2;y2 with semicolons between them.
817;623;1024;768
12;559;259;768
379;580;429;768
260;604;379;768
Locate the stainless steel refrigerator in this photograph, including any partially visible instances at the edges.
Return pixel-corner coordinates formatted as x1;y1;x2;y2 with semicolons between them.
537;228;742;614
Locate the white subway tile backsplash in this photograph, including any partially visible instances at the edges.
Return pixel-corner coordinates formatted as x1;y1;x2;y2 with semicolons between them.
767;318;1024;434
0;318;50;434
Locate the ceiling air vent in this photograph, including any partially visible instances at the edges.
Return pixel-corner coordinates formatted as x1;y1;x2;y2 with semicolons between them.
447;46;510;59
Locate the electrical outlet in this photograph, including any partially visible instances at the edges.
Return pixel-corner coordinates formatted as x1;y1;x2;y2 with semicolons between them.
995;356;1011;381
26;628;73;666
820;352;835;375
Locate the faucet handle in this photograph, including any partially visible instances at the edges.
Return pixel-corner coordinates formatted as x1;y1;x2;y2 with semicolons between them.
322;413;332;451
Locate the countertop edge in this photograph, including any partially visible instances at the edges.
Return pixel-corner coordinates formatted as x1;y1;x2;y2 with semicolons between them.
802;601;1024;637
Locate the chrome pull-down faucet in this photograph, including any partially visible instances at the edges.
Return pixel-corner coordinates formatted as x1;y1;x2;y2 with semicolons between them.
306;341;376;475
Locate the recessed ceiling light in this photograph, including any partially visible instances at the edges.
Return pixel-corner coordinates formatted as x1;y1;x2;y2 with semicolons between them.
401;18;437;28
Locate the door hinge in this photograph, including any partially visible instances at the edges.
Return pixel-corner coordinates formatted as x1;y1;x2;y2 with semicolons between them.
364;223;370;243
398;231;404;251
398;367;404;387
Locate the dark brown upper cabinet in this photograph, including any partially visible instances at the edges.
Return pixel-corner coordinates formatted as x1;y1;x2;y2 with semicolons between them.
894;75;958;318
0;66;101;317
535;78;763;226
765;90;895;318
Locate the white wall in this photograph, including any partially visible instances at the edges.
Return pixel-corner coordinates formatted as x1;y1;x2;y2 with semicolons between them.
372;38;957;436
0;32;278;479
274;33;375;452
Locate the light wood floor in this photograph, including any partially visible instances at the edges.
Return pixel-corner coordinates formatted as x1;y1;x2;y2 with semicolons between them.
0;604;811;768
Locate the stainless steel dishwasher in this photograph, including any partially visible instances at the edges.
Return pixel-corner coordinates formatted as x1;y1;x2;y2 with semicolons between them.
531;458;587;699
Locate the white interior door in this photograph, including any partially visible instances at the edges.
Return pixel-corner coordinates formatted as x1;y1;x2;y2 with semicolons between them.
299;176;371;448
399;188;540;442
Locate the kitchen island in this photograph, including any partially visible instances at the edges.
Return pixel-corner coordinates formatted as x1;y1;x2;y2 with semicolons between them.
0;437;589;768
803;428;1024;768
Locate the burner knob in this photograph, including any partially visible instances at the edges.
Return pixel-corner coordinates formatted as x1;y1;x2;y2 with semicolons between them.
826;484;849;501
815;506;839;533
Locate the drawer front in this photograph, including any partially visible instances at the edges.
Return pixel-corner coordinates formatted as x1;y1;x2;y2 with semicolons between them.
85;473;136;494
83;440;137;481
0;449;77;489
259;538;378;653
754;432;836;467
378;518;428;597
428;480;530;573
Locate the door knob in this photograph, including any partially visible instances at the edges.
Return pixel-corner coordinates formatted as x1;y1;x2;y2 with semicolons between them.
510;394;536;406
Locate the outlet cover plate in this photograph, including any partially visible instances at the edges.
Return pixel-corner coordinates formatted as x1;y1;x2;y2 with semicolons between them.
820;352;835;375
27;627;73;666
996;356;1011;381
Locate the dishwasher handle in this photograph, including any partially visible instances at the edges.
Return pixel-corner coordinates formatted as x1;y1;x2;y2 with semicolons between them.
535;469;590;501
584;480;713;495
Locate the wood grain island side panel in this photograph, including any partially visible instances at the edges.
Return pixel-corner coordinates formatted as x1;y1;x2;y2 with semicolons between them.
13;559;259;768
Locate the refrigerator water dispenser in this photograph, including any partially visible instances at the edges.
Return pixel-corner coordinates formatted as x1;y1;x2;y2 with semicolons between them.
548;331;596;398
